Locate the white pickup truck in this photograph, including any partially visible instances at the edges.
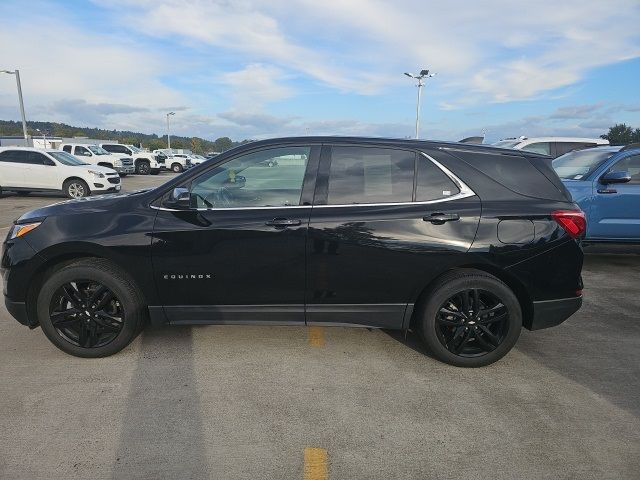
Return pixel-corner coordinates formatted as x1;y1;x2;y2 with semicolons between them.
60;143;135;175
99;143;165;175
152;150;192;173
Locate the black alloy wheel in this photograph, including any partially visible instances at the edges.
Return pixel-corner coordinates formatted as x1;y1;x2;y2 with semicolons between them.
417;270;522;367
37;258;146;357
49;280;123;348
137;161;150;175
435;289;509;357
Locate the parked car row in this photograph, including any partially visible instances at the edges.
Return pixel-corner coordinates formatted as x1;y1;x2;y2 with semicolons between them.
0;143;203;198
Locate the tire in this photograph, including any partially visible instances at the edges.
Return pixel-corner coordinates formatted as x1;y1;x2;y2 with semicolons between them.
136;160;150;175
417;270;522;367
119;173;127;177
36;258;146;358
172;163;183;173
63;179;90;198
150;169;160;175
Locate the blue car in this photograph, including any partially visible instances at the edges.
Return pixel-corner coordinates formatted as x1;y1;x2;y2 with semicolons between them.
553;145;640;243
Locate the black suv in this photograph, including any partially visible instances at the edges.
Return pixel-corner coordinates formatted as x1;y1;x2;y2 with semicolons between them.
2;137;585;367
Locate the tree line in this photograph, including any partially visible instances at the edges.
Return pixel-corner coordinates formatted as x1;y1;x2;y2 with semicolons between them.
0;120;251;154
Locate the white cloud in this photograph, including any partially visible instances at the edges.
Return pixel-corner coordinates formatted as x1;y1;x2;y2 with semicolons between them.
220;64;294;109
95;0;640;105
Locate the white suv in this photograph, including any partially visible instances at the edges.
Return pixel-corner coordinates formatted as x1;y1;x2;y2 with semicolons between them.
60;143;135;175
492;137;609;158
0;147;121;198
98;143;165;175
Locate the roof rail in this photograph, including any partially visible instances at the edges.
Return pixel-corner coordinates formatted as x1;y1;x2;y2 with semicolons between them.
620;143;640;151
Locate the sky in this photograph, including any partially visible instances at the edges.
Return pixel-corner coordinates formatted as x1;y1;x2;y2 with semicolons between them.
0;0;639;143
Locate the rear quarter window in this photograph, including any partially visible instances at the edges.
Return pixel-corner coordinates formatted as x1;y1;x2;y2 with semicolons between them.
449;150;569;201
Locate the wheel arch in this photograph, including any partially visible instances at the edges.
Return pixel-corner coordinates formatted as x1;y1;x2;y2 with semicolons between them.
25;247;151;327
408;263;533;331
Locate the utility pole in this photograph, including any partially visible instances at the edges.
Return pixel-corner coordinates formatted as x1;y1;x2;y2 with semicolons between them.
1;69;29;145
404;69;436;139
166;111;175;150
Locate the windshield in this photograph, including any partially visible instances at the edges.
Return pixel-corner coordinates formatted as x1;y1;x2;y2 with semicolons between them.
88;145;111;155
49;151;89;166
492;140;521;149
127;145;142;153
553;150;615;179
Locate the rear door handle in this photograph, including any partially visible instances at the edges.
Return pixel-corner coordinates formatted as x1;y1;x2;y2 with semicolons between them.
423;213;460;224
265;218;302;227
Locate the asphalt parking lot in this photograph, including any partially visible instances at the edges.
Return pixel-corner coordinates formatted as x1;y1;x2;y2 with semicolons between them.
1;173;639;480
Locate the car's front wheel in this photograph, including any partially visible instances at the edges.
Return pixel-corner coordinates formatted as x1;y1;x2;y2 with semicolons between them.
172;163;183;173
417;270;522;367
63;179;90;198
36;258;146;357
136;160;150;175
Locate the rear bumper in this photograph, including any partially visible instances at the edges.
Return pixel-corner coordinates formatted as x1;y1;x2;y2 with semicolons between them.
529;296;582;330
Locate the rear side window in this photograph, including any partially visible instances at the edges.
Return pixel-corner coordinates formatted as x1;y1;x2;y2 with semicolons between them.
327;146;414;204
0;150;28;163
416;156;459;201
63;145;72;153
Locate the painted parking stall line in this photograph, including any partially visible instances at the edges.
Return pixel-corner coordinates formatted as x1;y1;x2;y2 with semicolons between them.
308;326;325;347
304;447;328;480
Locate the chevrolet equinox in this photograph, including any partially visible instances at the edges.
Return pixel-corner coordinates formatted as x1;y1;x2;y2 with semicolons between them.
2;137;585;367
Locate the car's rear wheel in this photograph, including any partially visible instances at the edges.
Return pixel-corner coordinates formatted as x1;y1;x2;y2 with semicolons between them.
172;163;183;173
63;179;90;198
417;270;522;367
37;258;146;357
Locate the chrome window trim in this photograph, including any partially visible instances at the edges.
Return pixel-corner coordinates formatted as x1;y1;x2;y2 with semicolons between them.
150;151;476;212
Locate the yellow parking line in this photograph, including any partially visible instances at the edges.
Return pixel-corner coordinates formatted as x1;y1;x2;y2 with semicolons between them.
308;326;325;347
304;447;328;480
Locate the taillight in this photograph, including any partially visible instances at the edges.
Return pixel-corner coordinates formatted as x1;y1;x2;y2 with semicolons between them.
552;210;587;239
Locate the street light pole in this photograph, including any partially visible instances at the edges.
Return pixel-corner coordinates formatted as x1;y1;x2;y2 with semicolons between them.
404;69;436;139
166;111;175;150
1;69;29;145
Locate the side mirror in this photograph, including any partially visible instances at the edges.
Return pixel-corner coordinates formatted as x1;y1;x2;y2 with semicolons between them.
165;187;191;209
600;170;631;184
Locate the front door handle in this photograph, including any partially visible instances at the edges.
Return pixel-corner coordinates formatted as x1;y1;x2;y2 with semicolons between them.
265;218;302;227
423;213;460;225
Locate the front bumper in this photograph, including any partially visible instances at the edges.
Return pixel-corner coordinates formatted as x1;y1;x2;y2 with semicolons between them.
529;296;582;330
114;165;135;174
5;297;31;326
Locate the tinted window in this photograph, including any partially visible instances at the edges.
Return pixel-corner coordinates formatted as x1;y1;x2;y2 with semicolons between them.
190;146;310;208
610;155;640;184
0;150;28;163
63;145;72;153
554;142;598;157
327;146;414;205
416;156;459;201
103;144;128;154
24;152;49;165
521;142;551;155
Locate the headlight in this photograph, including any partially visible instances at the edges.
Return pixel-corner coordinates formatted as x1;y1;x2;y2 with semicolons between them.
88;170;105;178
9;222;42;239
113;158;122;166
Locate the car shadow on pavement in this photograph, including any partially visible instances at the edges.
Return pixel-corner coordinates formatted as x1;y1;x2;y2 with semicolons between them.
112;326;209;480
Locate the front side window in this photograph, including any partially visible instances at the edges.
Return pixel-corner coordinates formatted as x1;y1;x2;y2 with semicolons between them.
190;146;310;209
75;146;91;156
88;145;110;155
62;145;72;153
521;142;551;155
609;155;640;184
326;146;414;205
24;152;49;165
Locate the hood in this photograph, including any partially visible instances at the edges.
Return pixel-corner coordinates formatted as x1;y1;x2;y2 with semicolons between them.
16;189;152;223
82;164;117;175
